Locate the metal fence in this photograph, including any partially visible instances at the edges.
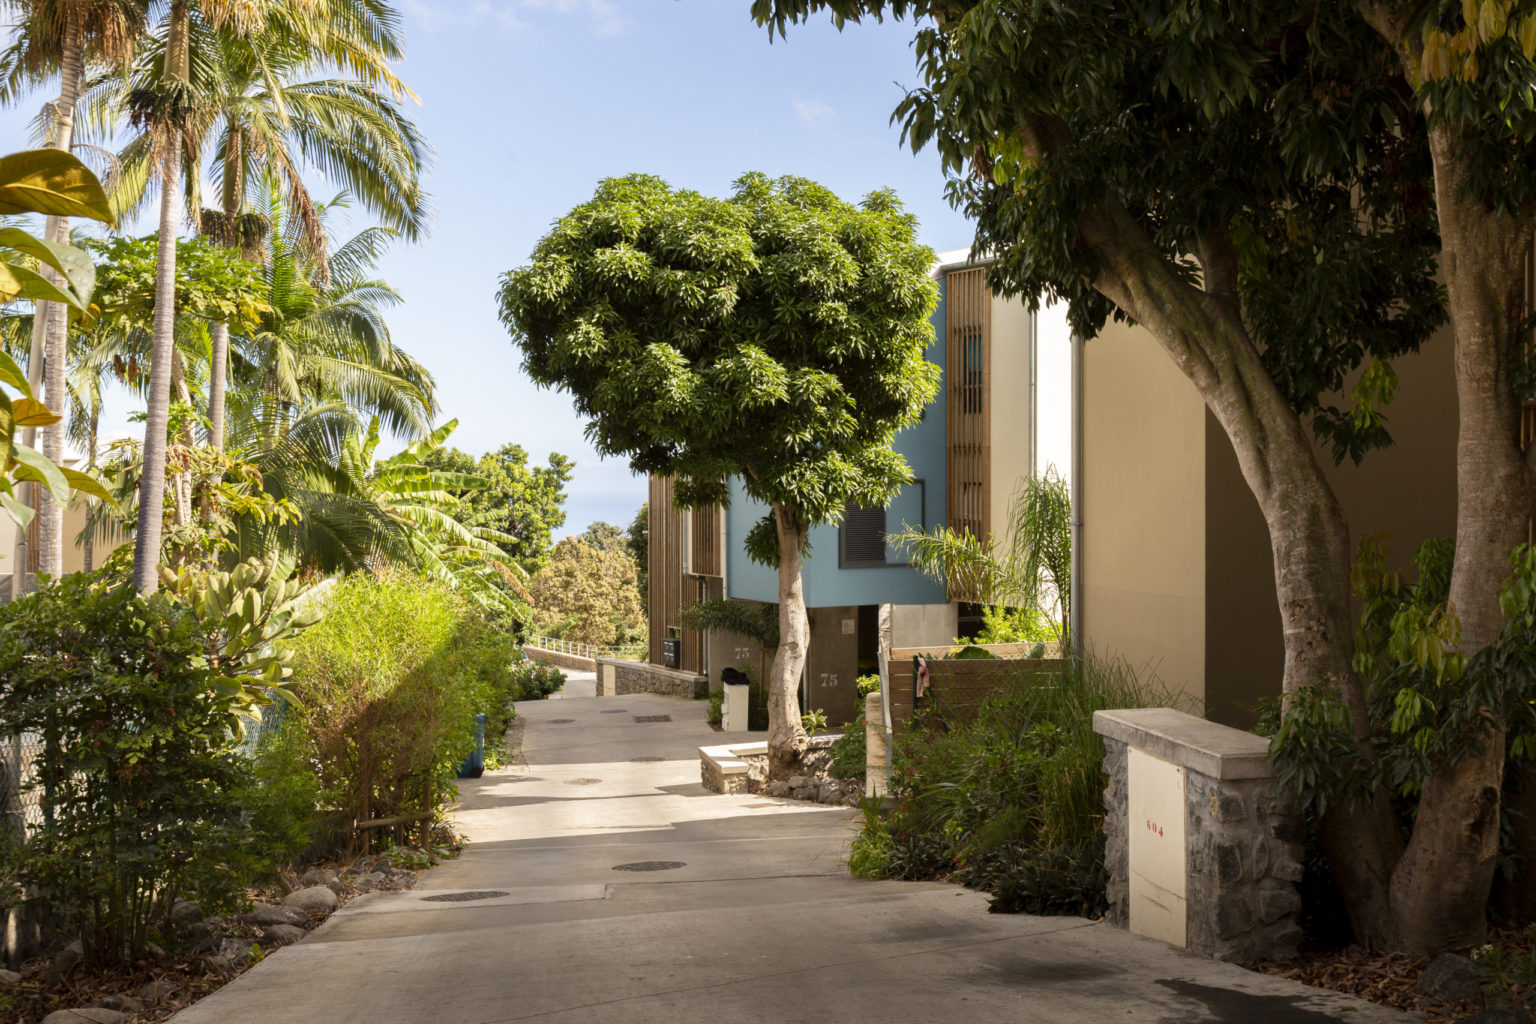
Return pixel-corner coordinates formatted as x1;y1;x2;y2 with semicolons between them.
524;634;645;661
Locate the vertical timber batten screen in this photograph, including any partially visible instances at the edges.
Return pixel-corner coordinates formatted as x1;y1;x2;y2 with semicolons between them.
945;266;991;599
647;475;705;673
1525;242;1535;545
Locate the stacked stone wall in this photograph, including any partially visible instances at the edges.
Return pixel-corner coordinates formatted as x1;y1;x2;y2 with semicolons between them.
593;659;707;699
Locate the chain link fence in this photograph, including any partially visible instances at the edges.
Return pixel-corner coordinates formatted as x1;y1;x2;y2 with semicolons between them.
1;732;45;847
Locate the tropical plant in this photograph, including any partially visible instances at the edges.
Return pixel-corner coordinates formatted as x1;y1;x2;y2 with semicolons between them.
889;468;1071;640
0;148;115;532
0;0;144;580
500;172;940;777
528;535;643;647
419;443;574;574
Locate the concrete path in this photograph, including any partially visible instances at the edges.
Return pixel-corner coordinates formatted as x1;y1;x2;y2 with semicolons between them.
173;680;1411;1024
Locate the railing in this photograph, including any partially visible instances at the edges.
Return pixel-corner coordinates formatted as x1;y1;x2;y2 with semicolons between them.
524;635;645;661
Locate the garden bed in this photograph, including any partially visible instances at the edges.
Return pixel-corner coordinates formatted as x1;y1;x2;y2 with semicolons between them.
698;734;862;806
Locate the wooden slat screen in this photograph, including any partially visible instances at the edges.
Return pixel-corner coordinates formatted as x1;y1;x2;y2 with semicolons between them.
646;475;704;673
689;504;722;578
1525;243;1535;545
945;266;991;599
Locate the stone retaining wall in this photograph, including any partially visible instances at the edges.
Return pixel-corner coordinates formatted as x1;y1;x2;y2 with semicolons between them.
593;658;707;699
522;647;595;673
1094;708;1304;961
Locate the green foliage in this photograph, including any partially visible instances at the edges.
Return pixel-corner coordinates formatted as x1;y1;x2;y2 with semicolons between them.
865;652;1179;916
848;796;893;879
529;536;644;647
510;658;566;701
283;572;508;854
0;575;254;966
629;501;649;599
828;711;867;780
892;469;1072;639
1472;941;1536;1009
421;443;574;574
707;688;724;726
855;673;881;697
801;707;828;736
238;728;327;872
1268;536;1536;819
676;597;780;650
499;169;940;533
89;234;269;331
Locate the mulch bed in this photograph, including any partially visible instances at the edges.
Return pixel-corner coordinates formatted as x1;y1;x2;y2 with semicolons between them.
1245;925;1536;1022
1;848;451;1024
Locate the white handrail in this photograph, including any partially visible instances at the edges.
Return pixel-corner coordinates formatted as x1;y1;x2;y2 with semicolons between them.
524;634;645;660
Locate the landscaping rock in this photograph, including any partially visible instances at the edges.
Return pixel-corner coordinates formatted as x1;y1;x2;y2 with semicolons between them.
1415;953;1479;1002
261;924;306;946
171;900;203;923
247;903;309;928
354;872;381;893
42;1009;126;1024
136;979;182;1005
206;937;255;973
282;885;338;915
0;968;20;985
179;921;214;948
767;780;790;798
94;994;144;1013
53;938;82;972
786;775;810;790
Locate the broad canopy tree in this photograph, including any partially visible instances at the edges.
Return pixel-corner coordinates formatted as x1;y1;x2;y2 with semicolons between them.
500;172;939;774
752;0;1536;953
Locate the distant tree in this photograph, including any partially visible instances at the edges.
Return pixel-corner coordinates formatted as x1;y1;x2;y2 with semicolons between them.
629;500;648;600
576;520;626;553
529;537;643;648
420;443;573;573
500;172;938;776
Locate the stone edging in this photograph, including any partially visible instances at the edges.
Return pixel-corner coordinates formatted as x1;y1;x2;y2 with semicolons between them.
699;734;842;794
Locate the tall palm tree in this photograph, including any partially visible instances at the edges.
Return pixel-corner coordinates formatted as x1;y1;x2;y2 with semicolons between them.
0;0;144;580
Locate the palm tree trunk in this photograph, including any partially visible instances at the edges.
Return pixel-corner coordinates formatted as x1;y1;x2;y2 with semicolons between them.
208;321;229;450
82;412;98;573
32;12;86;582
131;0;191;594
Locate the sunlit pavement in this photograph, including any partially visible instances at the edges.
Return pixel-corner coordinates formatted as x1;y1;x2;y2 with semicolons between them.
171;679;1410;1024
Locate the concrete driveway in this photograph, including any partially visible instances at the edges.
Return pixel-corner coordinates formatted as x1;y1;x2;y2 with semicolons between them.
172;677;1411;1024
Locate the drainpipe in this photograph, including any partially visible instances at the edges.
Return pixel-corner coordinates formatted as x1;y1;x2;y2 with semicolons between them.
1070;330;1084;654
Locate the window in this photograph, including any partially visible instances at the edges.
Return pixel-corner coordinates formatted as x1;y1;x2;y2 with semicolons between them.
840;505;888;569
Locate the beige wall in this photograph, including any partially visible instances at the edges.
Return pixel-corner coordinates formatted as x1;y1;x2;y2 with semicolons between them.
1202;326;1458;725
0;494;112;588
1082;319;1207;710
989;293;1036;539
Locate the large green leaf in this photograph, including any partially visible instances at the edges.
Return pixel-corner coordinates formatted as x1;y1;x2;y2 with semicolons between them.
0;490;34;529
0;227;95;300
0;351;30;395
0;149;113;222
0;261;88;311
11;442;70;501
61;466;118;507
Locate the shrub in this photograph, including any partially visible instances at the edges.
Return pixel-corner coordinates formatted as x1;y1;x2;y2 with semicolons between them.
238;728;327;870
856;673;881;697
707;689;724;726
862;652;1179;917
510;657;566;700
285;572;494;854
0;576;255;966
828;713;868;781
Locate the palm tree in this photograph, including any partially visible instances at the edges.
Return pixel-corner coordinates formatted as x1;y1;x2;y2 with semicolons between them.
888;467;1073;640
0;0;144;580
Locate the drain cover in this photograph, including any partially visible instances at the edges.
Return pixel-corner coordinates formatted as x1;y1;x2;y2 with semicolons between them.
548;718;575;724
420;891;509;902
613;861;686;872
599;709;629;714
630;756;665;763
564;778;602;786
633;715;672;723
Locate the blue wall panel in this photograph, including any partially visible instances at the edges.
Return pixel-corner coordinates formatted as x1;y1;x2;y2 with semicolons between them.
725;282;949;609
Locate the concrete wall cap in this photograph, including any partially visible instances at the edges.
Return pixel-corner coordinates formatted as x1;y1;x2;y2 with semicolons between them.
1092;708;1273;780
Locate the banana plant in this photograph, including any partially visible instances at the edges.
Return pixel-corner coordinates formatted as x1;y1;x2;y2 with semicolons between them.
0;149;116;529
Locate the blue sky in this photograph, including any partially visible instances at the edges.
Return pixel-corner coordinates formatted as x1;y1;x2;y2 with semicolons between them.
2;2;973;538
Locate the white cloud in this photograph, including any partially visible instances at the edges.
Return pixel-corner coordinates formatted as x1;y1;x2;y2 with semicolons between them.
793;96;836;127
402;0;626;37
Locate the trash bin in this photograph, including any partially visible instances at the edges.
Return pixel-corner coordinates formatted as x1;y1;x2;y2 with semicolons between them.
720;669;751;733
456;713;489;779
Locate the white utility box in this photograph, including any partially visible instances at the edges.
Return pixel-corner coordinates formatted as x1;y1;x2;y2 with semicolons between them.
721;680;751;732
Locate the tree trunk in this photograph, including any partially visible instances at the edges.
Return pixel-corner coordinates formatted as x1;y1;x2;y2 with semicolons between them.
82;414;97;574
767;503;810;778
132;0;190;595
208;320;229;451
1072;197;1417;945
33;13;86;582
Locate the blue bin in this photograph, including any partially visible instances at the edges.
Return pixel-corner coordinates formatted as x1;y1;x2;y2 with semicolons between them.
456;713;489;779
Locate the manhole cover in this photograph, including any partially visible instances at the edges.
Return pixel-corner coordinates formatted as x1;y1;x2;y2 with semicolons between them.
420;891;509;902
633;715;672;723
548;718;575;724
600;709;629;714
565;778;602;786
630;756;665;763
612;861;686;872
